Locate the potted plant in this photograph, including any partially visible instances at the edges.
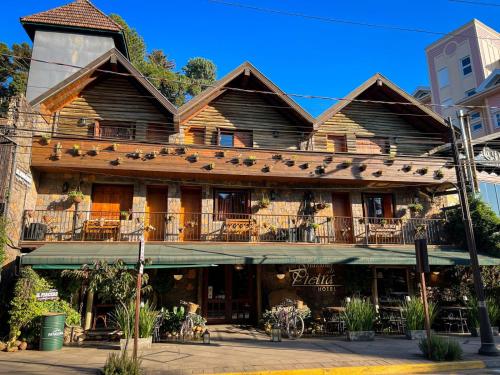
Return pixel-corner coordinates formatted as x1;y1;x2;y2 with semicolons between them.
384;156;395;166
258;195;271;209
358;163;367;172
342;298;376;341
179;147;188;155
301;162;310;169
434;169;444;179
134;149;144;159
113;157;123;165
114;301;158;351
417;167;429;175
190;153;199;162
41;134;51;145
402;164;413;172
316;165;326;175
288;155;297;166
217;150;226;158
246;155;257;166
402;298;436;340
111;143;119;151
148;150;159;159
306;222;320;243
206;163;215;170
54;142;63;160
273;154;283;160
340;160;352;169
374;170;383;177
162;147;170;155
263;164;273;172
67;190;84;204
72;144;82;156
408;203;424;215
90;145;100;156
487;297;500;336
120;210;131;220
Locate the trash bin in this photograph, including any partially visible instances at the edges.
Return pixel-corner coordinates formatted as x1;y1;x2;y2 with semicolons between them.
40;313;66;351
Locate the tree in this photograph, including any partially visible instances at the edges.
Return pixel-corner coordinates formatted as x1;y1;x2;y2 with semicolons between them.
444;195;500;257
183;57;217;97
0;42;31;115
109;14;145;67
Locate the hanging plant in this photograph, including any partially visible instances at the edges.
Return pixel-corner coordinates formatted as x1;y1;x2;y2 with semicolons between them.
90;145;100;156
67;190;84;204
358;163;367;172
309;222;320;230
246;155;257;166
402;164;413;172
315;201;330;211
340;160;352;168
434;169;444;179
111;143;119;151
41;134;51;145
417;167;428;175
258;195;271;209
72;144;82;156
120;210;132;220
408;203;424;214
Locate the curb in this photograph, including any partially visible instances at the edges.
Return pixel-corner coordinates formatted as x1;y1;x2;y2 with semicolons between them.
202;360;486;375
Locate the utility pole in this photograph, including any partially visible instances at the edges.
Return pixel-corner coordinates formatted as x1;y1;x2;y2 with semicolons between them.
448;117;498;356
133;230;145;359
457;110;478;193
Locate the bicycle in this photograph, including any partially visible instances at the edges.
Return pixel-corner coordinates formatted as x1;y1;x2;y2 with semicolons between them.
179;300;200;341
275;298;305;340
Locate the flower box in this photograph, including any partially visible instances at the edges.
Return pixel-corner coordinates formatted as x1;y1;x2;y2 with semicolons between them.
119;337;152;351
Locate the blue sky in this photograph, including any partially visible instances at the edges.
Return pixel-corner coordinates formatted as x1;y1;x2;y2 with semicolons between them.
1;0;499;116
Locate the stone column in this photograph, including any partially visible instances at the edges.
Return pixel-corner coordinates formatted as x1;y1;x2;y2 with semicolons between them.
84;290;94;331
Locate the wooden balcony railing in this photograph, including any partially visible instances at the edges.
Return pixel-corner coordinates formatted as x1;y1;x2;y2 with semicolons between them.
21;210;448;246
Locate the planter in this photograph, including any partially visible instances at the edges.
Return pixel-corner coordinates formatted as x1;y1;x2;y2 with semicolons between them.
305;227;317;243
120;337;152;351
470;327;499;336
346;330;375;341
405;329;427;340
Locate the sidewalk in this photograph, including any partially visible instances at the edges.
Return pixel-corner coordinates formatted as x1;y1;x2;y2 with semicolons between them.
0;326;499;375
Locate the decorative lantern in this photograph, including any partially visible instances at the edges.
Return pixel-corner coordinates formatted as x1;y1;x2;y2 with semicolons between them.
203;329;210;344
345;297;351;304
405;295;411;302
270;324;281;342
276;273;285;280
173;274;183;281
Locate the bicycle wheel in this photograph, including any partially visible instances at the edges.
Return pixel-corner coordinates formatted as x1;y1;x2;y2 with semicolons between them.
286;315;304;340
180;317;194;341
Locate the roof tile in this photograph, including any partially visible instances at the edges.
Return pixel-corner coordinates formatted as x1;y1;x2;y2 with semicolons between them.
21;0;122;33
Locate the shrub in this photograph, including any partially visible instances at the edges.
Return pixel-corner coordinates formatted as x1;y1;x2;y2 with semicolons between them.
466;296;479;329
9;268;81;343
419;335;463;361
67;190;84;203
103;353;143;375
111;301;158;339
402;298;436;331
342;298;375;331
487;297;500;326
0;217;7;267
444;196;500;257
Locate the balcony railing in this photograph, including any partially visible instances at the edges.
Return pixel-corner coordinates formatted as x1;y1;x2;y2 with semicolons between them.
21;210;448;246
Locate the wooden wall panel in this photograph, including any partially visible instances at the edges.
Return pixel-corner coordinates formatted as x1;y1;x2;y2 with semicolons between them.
314;101;436;155
182;91;309;150
56;75;175;141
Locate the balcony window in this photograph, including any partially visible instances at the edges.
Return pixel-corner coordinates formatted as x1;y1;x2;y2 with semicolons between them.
219;132;234;147
91;184;133;219
363;194;394;219
326;135;347;152
438;67;449;88
218;129;253;148
185;127;205;145
214;190;250;220
461;56;472;76
96;121;134;140
494;112;500;128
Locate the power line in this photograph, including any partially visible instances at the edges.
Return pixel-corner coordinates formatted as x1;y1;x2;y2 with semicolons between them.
208;0;500;41
449;0;500;7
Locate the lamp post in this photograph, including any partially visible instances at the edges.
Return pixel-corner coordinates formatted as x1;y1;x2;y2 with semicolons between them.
133;230;145;360
270;324;281;342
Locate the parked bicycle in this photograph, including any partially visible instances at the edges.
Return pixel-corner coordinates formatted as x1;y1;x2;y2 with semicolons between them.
275;298;305;340
179;300;200;340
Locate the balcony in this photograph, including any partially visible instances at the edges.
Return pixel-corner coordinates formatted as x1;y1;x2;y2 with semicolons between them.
21;210;448;246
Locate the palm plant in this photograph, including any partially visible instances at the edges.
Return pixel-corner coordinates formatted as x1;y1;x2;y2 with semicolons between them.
342;298;375;331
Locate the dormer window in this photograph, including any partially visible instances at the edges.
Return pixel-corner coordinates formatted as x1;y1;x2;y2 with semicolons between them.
217;129;253;148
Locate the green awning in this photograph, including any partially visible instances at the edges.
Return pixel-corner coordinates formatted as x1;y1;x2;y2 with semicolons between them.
20;242;500;270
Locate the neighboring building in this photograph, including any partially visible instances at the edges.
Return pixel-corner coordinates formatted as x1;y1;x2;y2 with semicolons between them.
7;1;500;331
412;86;432;106
424;19;500;127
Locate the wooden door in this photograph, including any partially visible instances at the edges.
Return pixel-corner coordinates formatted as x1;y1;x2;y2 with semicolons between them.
91;184;133;219
180;187;202;241
332;193;353;243
146;186;168;241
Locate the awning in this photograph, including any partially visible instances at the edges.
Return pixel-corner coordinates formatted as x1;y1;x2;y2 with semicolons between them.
20;242;500;269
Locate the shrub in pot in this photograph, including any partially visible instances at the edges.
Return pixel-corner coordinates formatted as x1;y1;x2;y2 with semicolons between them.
466;296;499;336
342;298;376;341
112;301;158;351
419;335;462;361
103;352;142;375
401;298;436;340
67;190;84;204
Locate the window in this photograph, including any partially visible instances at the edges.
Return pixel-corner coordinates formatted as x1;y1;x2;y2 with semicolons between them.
438;67;449;88
91;184;134;219
465;88;476;97
326;135;347;152
218;129;253;148
363;194;394;219
470;111;482;132
185;127;205;145
214;190;250;220
355;137;389;154
461;56;472;76
495;112;500;128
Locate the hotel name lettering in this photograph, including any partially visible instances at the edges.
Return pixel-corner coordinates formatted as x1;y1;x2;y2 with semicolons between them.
289;265;339;292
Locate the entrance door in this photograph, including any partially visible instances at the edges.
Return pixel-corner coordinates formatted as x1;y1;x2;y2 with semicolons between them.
180;187;202;241
91;184;133;219
332;193;353;243
146;186;168;241
203;265;254;324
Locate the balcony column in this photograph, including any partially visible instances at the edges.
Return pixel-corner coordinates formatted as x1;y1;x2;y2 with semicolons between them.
83;290;94;331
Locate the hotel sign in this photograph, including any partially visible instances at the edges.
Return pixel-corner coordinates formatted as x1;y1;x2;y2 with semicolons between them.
289;265;340;292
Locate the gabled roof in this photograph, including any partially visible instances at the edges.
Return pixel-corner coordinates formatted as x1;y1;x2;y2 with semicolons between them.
457;69;500;106
178;61;314;126
478;69;500;91
315;73;449;133
31;48;177;116
21;0;122;33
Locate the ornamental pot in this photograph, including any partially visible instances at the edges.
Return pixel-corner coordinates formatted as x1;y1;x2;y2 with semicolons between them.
405;329;427;340
346;330;375;341
120;337;152;351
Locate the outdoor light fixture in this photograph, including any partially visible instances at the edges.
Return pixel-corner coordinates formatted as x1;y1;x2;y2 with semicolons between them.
276;273;286;280
173;274;183;281
77;117;91;127
345;297;351;303
432;271;440;275
203;329;210;344
405;295;411;302
234;264;244;271
463;295;469;302
270;324;281;342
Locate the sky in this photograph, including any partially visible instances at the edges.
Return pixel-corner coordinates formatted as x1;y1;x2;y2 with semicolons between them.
1;0;499;116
